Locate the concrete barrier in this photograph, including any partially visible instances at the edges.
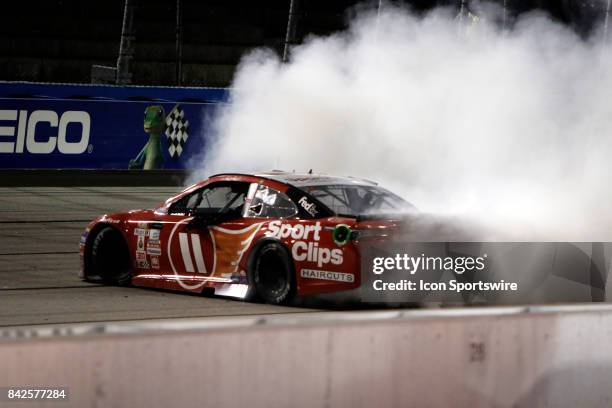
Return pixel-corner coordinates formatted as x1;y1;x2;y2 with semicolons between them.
1;305;612;407
0;169;188;186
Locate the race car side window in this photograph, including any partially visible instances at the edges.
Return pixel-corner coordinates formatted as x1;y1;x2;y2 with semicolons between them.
169;182;249;215
309;185;353;215
243;184;297;218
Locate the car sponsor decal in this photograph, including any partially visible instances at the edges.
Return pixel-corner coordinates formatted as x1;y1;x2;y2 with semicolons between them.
266;220;322;240
150;256;160;269
149;229;160;240
137;235;145;251
298;196;318;217
256;187;277;205
147;242;161;256
136;260;149;269
136;250;147;261
266;220;343;267
133;223;164;263
292;241;343;267
300;268;355;283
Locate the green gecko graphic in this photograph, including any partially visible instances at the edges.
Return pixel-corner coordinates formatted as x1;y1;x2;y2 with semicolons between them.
129;105;166;170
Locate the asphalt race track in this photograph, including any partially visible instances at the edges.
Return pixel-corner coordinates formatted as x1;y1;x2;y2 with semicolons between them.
4;186;612;408
0;186;315;327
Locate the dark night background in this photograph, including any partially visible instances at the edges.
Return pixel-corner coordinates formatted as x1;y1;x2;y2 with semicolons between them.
0;0;607;86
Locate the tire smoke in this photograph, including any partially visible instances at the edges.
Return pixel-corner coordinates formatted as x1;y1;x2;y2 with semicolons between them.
191;3;612;241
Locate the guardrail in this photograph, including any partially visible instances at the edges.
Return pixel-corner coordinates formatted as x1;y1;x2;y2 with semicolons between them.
1;305;611;407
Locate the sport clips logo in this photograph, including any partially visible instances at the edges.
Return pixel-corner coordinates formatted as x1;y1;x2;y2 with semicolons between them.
266;220;343;267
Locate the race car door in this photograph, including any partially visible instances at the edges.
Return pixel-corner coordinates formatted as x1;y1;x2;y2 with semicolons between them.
162;181;254;292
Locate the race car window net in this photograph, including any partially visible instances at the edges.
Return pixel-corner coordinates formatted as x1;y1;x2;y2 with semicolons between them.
243;183;298;218
169;182;250;216
303;184;415;217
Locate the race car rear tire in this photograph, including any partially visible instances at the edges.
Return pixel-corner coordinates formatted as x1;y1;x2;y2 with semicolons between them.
251;242;295;305
90;226;132;286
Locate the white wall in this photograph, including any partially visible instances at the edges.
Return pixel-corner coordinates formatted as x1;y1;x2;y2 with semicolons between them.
1;306;612;407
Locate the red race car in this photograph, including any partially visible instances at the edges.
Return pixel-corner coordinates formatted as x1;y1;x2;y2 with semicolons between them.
79;172;414;304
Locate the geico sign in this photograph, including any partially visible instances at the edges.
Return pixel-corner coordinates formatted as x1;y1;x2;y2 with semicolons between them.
0;110;91;154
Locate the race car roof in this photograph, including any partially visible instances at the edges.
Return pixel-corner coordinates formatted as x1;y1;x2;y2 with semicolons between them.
254;171;378;187
209;171;378;187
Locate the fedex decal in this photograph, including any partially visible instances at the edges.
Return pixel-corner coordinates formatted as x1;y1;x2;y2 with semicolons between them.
266;220;343;267
0;110;91;154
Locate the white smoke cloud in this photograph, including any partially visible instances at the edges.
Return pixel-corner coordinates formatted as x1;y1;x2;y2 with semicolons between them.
191;2;612;241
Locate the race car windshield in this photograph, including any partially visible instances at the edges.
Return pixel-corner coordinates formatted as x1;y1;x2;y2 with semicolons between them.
302;184;416;217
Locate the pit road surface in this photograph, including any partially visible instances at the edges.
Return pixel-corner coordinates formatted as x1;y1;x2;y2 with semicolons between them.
0;187;317;327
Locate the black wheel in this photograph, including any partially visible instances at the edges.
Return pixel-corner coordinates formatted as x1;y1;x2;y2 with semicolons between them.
250;242;295;305
89;227;132;286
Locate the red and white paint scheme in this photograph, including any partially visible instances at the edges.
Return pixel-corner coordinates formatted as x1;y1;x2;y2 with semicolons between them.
79;172;414;304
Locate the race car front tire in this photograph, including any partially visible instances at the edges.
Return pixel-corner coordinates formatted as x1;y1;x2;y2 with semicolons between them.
251;242;295;305
89;226;132;286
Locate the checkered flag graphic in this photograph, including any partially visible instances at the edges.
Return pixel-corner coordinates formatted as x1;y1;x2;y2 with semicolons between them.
165;104;190;159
